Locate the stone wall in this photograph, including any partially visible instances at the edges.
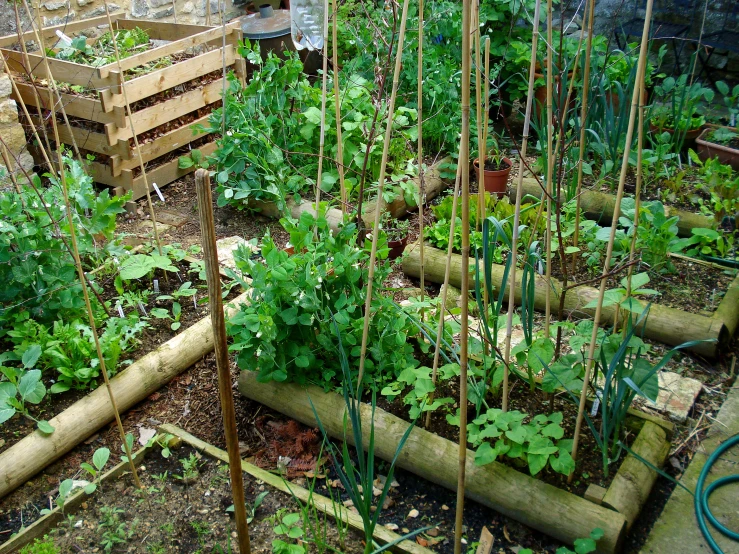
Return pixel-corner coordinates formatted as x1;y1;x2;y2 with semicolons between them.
0;68;34;190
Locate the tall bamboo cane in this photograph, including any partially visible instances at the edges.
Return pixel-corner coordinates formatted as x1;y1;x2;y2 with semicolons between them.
102;1;164;259
454;0;472;548
569;0;655;478
502;0;542;413
571;0;596;274
331;0;347;213
417;0;425;311
314;0;331;222
474;0;484;232
43;76;142;492
619;81;646;333
355;0;411;390
543;0;554;339
425;163;463;429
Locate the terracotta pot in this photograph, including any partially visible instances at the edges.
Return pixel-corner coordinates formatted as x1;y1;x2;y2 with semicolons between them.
387;234;409;260
695;126;739;171
649;123;704;147
604;87;649;113
473;157;512;199
532;71;576;122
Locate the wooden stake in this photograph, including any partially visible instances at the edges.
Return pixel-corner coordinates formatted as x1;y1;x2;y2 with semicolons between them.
331;0;347;213
195;169;251;554
356;0;411;389
569;0;655;480
314;0;331;223
454;0;472;547
503;0;542;413
571;0;596;274
102;1;165;259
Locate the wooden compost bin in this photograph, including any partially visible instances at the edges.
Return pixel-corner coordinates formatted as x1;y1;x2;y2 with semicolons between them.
0;15;245;201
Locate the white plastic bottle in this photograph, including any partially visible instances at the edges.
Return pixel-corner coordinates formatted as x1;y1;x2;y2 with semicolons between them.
289;0;325;50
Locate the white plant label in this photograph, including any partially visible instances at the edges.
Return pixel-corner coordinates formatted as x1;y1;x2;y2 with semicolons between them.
152;182;165;202
153;279;159;293
138;302;148;316
116;303;124;318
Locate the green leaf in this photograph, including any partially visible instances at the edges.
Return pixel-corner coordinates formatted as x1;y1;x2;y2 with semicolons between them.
37;420;55;434
541;422;564;440
19;370;45;404
527;338;555;373
474;442;498;466
574;537;597;554
295;355;310;368
505;425;527;444
84;483;97;495
22;345;42;368
527;453;548;475
93;447;110;471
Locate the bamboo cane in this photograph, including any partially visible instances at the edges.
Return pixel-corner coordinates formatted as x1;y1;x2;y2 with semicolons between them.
474;0;484;232
544;0;554;339
571;0;596;274
425;162;463;429
25;1;84;166
313;0;331;223
569;0;655;479
195;169;251;554
355;0;411;389
102;1;164;259
43;76;142;491
454;0;472;548
619;81;646;334
503;0;542;413
417;0;425;312
331;0;347;213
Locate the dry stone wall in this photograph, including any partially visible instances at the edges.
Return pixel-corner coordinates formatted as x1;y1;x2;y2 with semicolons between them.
0;68;34;190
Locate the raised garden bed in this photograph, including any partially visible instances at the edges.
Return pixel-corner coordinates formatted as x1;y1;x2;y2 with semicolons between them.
696;126;739;172
402;241;739;358
236;372;675;553
1;17;245;200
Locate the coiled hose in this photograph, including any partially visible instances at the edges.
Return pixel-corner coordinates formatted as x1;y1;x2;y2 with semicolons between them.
694;433;739;554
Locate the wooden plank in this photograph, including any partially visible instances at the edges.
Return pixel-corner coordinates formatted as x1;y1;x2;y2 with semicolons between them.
161;424;435;554
104;79;224;145
110;23;241;75
113;114;212;174
100;45;237;111
0;13;124;48
1;49;112;90
13;82;121;126
27;113;127;159
128;140;217;200
116;19;215;41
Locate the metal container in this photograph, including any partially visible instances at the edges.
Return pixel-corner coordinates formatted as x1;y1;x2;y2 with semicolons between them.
240;6;293;61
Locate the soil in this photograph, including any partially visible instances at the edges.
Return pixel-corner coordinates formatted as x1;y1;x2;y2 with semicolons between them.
2;172;737;554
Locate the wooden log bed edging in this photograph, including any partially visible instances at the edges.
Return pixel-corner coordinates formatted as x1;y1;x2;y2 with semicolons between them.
0;289;250;501
236;371;629;553
511;178;715;237
401;241;733;358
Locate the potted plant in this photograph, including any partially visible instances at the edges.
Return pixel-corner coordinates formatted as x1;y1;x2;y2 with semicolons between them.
381;213;411;260
473;136;512;199
697;82;739;170
648;75;713;149
696;126;739;171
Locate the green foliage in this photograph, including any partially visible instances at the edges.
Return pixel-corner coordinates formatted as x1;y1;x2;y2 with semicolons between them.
649;74;713;151
0;344;52;433
19;536;59;554
79;447;111;494
450;408;574;476
0;157;127;335
675;227;735;259
98;506;137;553
52;27;157;69
688;150;739;224
228;212;418;389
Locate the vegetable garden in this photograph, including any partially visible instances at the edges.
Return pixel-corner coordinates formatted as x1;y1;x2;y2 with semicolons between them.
1;0;738;553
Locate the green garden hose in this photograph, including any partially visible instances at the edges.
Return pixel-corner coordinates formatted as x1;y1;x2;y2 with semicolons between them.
694;433;739;554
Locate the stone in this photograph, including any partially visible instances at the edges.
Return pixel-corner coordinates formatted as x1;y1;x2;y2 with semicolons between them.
18;151;34;172
84;4;120;17
644;372;703;423
0;76;14;99
152;6;174;18
130;0;149;17
197;0;219;16
76;0;91;6
2;125;28;159
215;236;257;270
181;1;194;13
43;12;76;26
43;0;69;11
150;0;173;8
